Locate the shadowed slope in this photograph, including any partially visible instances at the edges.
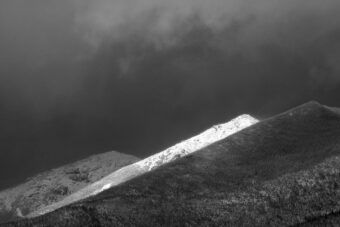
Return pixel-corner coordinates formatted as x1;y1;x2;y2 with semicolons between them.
0;151;139;223
29;114;257;217
4;101;340;226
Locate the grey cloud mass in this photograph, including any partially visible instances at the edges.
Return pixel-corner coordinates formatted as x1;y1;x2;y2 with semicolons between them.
0;0;340;189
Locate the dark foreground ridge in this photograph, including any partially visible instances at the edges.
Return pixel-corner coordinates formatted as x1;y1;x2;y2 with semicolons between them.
4;101;340;226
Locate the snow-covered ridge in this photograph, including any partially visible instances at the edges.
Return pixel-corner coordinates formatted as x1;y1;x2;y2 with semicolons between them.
30;114;258;217
139;114;258;170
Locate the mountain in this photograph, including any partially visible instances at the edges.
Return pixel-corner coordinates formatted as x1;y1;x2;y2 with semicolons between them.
4;101;340;226
28;114;258;218
0;151;139;223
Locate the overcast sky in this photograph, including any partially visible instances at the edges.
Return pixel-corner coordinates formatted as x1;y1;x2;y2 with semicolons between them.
0;0;340;189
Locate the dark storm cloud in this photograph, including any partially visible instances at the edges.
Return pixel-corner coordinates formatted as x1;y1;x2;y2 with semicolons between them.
73;0;340;144
73;0;340;107
0;0;90;187
0;0;340;189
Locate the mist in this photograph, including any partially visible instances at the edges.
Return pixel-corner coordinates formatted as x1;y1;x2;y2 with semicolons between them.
0;0;340;189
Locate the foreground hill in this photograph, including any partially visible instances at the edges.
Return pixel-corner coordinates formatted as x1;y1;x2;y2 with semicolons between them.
0;151;139;223
29;114;257;218
4;101;340;226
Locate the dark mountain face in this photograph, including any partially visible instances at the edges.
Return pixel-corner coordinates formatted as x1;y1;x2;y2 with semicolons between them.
4;101;340;226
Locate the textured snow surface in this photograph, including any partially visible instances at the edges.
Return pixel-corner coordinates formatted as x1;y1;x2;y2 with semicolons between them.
139;114;258;170
30;114;258;217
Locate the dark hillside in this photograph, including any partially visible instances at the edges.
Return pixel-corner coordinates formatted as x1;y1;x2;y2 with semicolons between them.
4;101;340;226
0;151;139;224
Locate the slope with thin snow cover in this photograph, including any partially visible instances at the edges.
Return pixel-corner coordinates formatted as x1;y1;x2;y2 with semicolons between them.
0;151;139;223
29;114;258;217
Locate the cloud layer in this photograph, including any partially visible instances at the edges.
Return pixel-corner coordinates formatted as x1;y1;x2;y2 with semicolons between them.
0;0;340;189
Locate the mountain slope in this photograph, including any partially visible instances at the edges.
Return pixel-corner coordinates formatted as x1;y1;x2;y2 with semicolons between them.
29;114;257;217
5;101;340;226
0;151;139;223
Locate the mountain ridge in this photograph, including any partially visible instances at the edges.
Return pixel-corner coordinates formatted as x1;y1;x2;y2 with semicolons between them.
5;101;340;226
28;114;258;218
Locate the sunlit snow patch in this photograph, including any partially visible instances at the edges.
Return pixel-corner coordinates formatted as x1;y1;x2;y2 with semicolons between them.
139;114;258;170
